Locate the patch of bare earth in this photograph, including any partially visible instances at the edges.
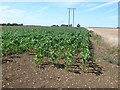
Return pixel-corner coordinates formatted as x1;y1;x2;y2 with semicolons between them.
2;38;119;88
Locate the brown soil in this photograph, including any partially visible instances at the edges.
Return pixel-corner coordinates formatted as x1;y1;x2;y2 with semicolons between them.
2;39;119;88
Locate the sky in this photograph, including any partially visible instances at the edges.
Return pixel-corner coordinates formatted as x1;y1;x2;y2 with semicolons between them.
0;0;119;27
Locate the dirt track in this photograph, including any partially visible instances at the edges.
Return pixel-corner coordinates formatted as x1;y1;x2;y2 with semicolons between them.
87;27;119;47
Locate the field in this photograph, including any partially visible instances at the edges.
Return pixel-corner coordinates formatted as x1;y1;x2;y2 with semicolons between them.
1;26;119;88
87;27;119;47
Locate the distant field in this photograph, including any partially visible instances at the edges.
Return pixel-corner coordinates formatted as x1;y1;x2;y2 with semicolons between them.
87;27;119;47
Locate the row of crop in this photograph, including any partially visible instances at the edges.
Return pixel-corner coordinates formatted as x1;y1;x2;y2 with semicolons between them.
2;26;92;69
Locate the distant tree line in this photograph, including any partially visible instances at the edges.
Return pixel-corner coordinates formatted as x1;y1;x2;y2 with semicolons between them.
51;24;75;27
61;24;72;27
51;25;59;27
0;23;23;26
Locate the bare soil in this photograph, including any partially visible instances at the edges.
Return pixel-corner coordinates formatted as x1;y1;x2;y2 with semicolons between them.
2;39;119;88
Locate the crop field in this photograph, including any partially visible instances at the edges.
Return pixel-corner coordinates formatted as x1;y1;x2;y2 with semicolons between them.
1;26;119;88
2;26;92;69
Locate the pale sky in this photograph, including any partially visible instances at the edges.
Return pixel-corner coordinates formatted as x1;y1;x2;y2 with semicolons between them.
0;0;119;27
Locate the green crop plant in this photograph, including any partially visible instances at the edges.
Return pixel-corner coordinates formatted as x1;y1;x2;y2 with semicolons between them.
2;26;92;72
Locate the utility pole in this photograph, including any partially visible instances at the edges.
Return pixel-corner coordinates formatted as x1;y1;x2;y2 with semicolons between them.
72;8;76;27
68;8;71;26
67;8;76;27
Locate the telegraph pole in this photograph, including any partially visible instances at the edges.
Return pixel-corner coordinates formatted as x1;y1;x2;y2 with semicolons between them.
72;8;76;27
68;8;71;26
67;8;76;27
